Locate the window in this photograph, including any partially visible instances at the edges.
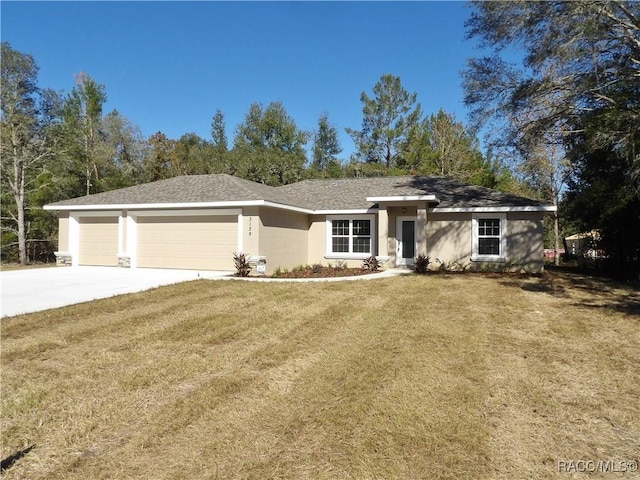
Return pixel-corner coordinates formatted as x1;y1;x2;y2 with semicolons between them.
478;218;501;255
326;216;374;257
332;219;350;252
472;213;506;261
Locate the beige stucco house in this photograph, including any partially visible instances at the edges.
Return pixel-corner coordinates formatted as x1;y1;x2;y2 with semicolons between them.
44;174;556;274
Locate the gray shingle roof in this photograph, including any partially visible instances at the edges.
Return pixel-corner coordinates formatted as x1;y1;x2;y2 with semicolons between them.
45;174;548;210
45;174;296;207
278;176;546;210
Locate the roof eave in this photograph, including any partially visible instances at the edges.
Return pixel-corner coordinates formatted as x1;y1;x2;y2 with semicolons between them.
44;200;316;215
430;205;557;213
44;200;557;215
366;195;439;203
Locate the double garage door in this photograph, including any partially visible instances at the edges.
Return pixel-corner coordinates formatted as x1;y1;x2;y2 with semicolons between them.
77;214;237;270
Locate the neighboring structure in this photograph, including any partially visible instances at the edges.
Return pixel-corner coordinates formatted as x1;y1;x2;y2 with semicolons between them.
564;230;602;259
44;174;556;274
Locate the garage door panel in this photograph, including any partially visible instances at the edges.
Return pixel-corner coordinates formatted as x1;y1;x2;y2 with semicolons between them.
137;215;237;270
78;217;119;266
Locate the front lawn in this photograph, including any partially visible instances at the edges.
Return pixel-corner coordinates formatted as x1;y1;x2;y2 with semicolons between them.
1;272;638;479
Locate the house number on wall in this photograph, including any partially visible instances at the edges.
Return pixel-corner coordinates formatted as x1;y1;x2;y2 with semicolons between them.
248;217;252;236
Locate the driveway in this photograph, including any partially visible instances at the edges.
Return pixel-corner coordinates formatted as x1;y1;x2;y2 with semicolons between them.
1;266;233;318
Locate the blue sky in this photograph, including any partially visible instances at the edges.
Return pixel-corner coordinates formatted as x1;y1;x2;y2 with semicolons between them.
2;1;483;160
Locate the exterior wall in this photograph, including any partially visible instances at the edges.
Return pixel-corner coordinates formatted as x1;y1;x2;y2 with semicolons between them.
51;203;546;274
242;206;260;257
57;213;70;252
505;212;545;272
308;215;326;265
120;211;127;253
426;212;473;270
118;212;129;267
258;207;309;275
426;211;545;272
56;212;72;266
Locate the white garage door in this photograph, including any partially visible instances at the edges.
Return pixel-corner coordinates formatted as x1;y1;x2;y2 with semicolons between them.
78;216;119;266
136;215;237;270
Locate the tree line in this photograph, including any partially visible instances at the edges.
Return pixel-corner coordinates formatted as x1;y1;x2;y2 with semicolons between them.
1;42;518;265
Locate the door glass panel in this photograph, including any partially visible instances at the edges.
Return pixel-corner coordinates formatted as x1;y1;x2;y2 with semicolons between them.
402;221;415;258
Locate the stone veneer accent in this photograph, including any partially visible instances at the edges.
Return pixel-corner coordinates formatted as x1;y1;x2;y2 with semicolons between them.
55;253;73;266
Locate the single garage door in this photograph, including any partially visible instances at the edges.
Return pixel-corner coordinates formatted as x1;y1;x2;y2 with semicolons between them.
136;215;237;270
78;216;119;266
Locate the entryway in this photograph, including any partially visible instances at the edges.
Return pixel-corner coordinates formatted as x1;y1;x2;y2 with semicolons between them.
396;216;417;266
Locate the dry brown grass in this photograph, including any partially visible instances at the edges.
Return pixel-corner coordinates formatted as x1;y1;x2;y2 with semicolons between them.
0;263;56;272
1;271;638;479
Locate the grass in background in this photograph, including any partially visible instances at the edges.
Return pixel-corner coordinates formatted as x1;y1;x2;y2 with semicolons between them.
0;263;56;271
1;272;638;479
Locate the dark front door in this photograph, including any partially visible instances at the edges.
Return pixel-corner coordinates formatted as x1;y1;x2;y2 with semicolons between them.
396;217;416;266
402;220;415;259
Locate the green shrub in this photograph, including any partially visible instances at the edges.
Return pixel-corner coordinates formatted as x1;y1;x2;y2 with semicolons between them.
233;252;252;277
362;255;380;272
413;254;430;274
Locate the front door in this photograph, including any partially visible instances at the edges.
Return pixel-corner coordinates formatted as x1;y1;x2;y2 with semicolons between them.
396;216;416;266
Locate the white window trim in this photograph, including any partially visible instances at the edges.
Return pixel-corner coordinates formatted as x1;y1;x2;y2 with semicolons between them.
325;215;376;259
471;213;507;262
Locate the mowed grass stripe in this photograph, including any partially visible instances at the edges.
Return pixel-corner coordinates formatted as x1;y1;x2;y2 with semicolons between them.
1;272;638;479
114;284;396;478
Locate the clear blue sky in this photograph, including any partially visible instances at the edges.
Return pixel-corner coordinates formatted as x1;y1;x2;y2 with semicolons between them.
2;1;483;160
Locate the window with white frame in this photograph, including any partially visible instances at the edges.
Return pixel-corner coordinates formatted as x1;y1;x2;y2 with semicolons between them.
327;216;374;257
472;213;506;261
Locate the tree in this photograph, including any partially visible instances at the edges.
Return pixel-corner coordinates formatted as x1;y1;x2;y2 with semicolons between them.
211;109;228;152
232;101;309;185
311;113;342;171
210;109;231;174
144;132;214;178
463;0;640;277
144;132;176;181
347;74;422;168
60;72;108;195
0;42;53;264
98;110;147;189
519;140;570;265
464;1;639;175
424;109;482;179
172;133;215;175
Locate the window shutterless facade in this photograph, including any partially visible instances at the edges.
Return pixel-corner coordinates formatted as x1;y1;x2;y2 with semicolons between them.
326;215;375;257
471;213;506;262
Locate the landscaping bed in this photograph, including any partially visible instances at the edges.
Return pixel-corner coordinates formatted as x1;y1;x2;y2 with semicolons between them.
271;264;376;278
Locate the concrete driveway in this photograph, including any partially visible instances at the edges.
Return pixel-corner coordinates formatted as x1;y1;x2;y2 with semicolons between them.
1;266;233;318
